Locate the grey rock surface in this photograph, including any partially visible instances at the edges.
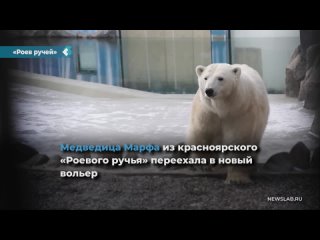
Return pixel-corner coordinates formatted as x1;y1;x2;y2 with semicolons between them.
264;152;292;172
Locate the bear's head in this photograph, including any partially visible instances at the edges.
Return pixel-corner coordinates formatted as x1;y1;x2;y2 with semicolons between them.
195;64;241;100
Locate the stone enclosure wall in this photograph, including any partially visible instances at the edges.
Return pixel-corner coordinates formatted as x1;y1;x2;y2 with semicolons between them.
286;30;320;137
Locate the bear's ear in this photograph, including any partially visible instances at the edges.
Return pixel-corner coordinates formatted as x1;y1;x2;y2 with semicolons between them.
232;67;241;78
196;65;205;77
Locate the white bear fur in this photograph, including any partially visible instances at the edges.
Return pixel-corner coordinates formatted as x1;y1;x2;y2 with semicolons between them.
187;63;269;183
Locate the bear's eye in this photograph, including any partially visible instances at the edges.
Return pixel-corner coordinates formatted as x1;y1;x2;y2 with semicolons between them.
218;77;224;81
204;77;208;80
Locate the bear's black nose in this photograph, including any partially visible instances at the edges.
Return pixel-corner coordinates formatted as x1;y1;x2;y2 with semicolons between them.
205;88;215;97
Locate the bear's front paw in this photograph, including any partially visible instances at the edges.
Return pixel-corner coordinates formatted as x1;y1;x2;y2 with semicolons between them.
225;172;252;184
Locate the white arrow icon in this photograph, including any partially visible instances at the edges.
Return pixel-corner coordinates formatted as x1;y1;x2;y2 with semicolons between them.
62;48;69;56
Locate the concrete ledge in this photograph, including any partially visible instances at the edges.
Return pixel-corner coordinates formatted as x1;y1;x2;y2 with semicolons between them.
10;70;165;99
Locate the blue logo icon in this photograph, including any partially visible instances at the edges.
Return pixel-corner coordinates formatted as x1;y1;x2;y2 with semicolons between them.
62;46;72;56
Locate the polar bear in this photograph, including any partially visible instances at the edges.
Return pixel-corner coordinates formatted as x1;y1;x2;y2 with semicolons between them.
187;63;269;183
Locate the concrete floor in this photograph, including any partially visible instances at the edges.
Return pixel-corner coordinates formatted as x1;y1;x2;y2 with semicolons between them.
21;169;319;210
8;72;320;209
11;80;316;165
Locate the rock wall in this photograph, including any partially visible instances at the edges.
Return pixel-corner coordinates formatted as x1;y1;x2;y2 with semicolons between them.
285;45;306;97
286;30;320;137
299;44;320;110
